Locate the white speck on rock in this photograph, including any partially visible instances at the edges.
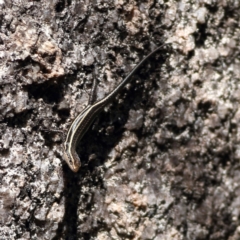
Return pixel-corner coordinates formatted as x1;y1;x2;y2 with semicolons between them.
195;7;208;24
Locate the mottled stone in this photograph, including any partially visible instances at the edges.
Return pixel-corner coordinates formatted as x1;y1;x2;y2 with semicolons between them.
0;0;240;239
125;109;144;130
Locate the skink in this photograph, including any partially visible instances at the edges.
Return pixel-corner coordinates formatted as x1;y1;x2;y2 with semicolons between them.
63;46;164;172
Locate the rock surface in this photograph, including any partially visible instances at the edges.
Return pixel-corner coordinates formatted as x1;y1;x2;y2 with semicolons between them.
0;0;240;239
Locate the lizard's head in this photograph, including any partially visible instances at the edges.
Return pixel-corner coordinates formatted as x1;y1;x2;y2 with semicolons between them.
63;142;81;172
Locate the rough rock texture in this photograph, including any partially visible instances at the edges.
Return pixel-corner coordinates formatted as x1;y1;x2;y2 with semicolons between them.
0;0;240;239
